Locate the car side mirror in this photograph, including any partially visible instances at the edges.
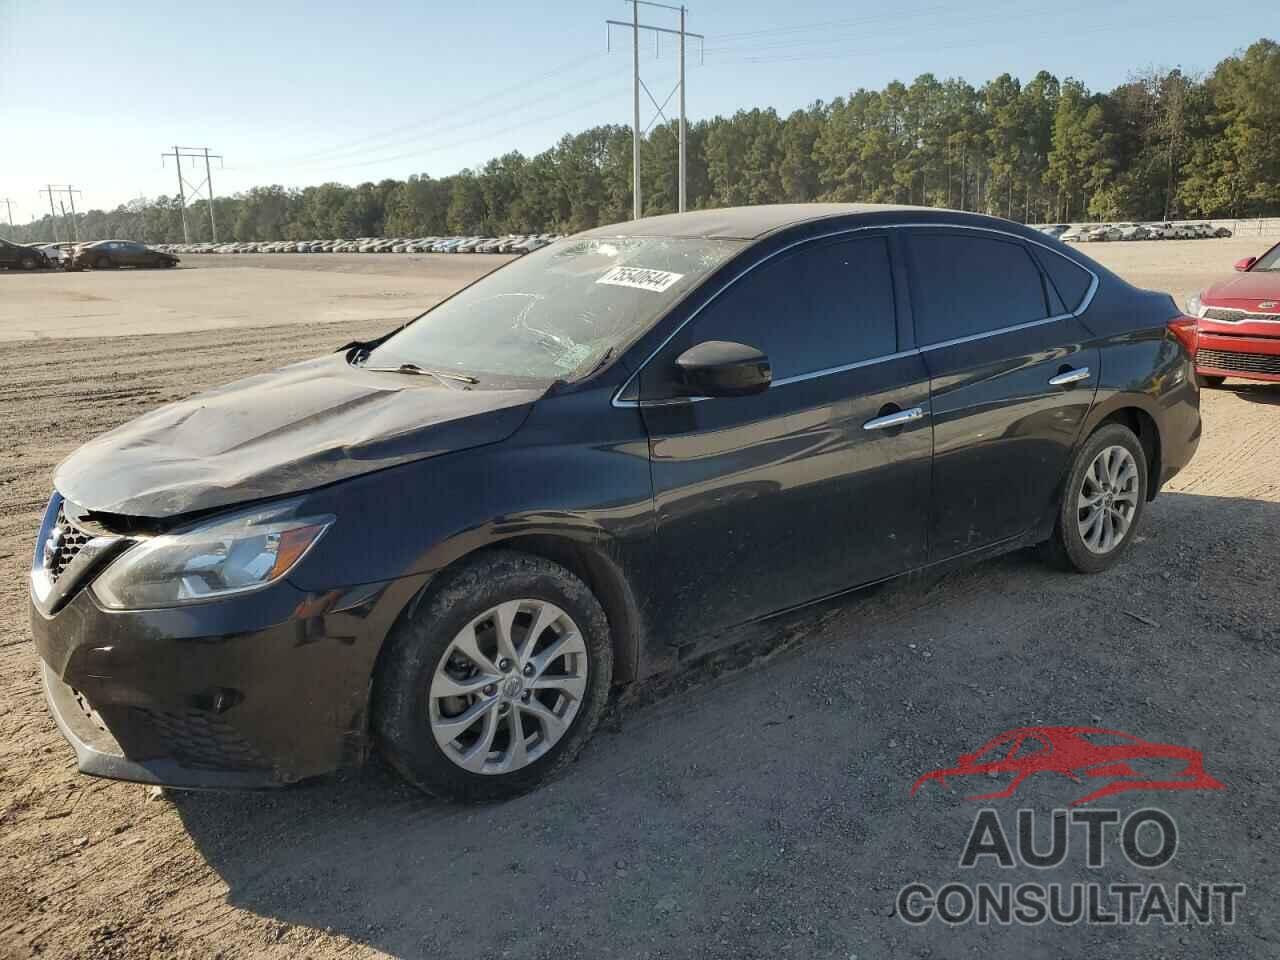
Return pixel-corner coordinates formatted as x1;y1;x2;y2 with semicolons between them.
1234;257;1257;272
675;340;771;397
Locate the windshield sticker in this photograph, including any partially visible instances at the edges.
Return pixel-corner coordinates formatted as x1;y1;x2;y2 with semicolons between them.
596;266;685;293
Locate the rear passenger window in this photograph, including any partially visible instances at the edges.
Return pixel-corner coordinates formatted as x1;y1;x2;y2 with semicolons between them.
689;236;897;380
908;234;1048;345
1034;249;1093;313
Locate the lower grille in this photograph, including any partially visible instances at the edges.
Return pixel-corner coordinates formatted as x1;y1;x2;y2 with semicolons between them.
131;708;271;772
1197;348;1280;375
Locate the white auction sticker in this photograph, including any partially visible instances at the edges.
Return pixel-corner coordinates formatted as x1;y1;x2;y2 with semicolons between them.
596;265;685;293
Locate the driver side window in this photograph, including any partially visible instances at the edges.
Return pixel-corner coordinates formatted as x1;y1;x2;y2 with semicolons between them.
641;235;898;399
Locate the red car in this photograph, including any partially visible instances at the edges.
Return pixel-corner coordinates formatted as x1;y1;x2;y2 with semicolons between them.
1189;240;1280;385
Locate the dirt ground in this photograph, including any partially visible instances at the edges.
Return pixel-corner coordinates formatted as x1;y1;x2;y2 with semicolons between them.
1;239;1278;959
0;254;512;341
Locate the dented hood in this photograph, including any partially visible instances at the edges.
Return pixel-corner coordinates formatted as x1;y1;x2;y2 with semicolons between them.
54;354;544;518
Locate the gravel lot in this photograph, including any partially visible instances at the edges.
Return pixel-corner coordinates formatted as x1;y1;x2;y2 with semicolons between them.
1;240;1278;959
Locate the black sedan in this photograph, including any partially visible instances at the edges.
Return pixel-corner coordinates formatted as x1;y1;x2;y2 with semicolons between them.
68;240;179;270
0;238;48;270
31;204;1201;802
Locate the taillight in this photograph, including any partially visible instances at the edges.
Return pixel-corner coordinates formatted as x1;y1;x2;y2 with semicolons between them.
1168;315;1199;357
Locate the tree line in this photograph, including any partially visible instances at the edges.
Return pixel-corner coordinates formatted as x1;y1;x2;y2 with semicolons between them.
10;38;1277;245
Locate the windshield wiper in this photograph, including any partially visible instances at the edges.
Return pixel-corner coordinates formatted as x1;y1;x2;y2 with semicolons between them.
360;363;479;385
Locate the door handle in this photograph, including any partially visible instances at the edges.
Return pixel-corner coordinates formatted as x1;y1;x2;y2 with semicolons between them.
863;406;926;431
1048;366;1091;386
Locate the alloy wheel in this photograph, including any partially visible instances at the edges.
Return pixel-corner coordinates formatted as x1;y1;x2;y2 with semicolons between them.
429;599;588;775
1077;444;1139;554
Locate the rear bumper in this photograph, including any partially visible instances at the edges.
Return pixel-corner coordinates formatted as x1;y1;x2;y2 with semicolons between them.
1196;331;1280;383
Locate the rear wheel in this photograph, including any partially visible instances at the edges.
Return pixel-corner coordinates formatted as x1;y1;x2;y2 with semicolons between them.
1198;374;1226;389
374;550;612;803
1041;423;1148;574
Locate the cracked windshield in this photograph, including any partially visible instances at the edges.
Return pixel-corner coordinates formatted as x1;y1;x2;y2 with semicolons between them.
365;237;743;380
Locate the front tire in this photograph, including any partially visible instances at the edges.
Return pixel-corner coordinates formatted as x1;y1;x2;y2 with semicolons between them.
19;255;37;270
374;550;613;802
95;256;111;269
1041;423;1148;574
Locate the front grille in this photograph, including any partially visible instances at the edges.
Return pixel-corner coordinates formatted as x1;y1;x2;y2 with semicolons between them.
1197;348;1280;375
47;507;92;582
1203;308;1280;323
132;708;271;772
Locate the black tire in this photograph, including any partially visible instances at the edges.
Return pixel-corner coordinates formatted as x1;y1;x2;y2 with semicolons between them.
374;550;613;803
1198;374;1226;389
19;255;37;270
95;256;111;269
1041;423;1148;574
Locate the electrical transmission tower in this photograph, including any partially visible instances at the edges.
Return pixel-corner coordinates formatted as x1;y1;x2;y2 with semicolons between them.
39;185;82;242
161;146;223;244
607;1;703;219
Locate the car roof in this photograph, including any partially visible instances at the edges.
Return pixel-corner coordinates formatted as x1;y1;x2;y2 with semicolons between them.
576;202;1028;242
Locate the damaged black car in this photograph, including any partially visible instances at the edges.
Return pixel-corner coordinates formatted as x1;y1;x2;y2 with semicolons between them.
31;204;1201;802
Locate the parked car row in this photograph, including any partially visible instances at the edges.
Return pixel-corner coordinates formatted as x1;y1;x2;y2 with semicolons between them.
1036;222;1233;242
0;238;55;270
154;234;561;256
1;239;179;270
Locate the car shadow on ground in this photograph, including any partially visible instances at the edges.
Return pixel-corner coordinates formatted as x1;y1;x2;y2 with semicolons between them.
1219;381;1280;406
171;490;1280;959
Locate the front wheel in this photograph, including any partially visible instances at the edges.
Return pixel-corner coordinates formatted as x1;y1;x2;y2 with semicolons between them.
19;255;37;270
374;550;613;802
1041;423;1148;574
95;256;111;269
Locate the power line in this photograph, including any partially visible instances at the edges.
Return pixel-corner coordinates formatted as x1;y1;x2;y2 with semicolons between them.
162;146;223;244
310;88;628;173
701;0;1108;57
702;9;1225;65
252;52;614;171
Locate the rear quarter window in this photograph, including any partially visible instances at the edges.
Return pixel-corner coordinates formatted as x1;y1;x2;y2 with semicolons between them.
1034;248;1094;313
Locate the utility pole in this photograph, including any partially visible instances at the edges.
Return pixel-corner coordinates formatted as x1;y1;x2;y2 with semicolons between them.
1;198;14;236
203;147;219;243
41;185;59;242
632;0;640;219
678;4;686;213
39;185;81;241
607;2;703;219
162;145;223;243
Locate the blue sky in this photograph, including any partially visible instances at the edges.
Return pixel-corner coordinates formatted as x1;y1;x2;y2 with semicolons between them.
0;0;1269;222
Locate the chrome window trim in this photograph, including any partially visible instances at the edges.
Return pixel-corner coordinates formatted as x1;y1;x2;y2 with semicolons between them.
610;221;1101;409
770;348;921;387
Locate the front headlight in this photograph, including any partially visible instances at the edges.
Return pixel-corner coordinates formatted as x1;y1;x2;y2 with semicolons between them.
92;501;333;610
1186;292;1202;316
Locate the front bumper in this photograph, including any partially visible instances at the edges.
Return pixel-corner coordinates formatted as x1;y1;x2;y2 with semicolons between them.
40;659;280;789
30;502;424;789
1196;330;1280;383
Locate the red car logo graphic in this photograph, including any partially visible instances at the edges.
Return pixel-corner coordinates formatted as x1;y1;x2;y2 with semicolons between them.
910;726;1224;806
